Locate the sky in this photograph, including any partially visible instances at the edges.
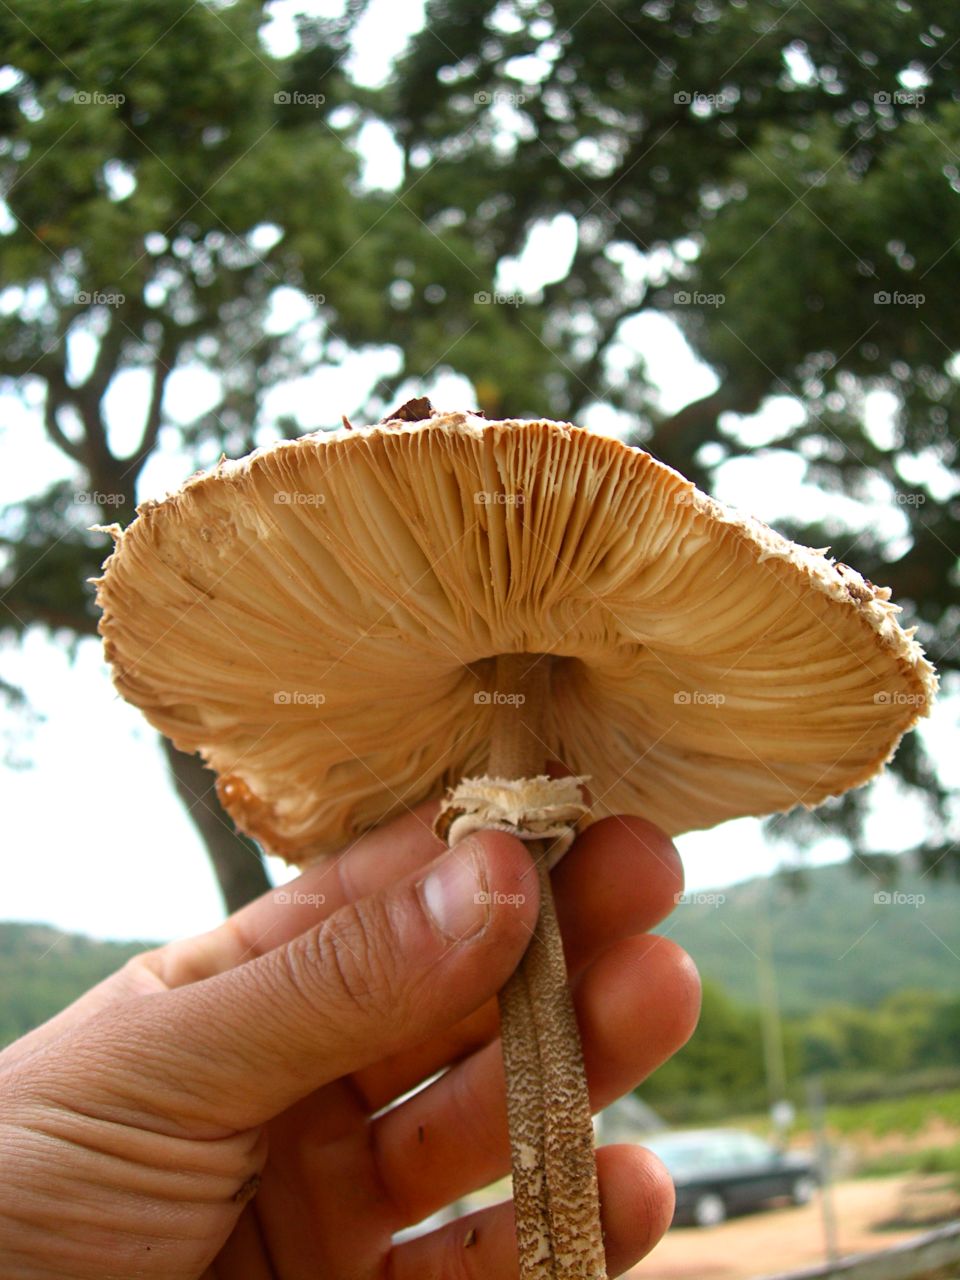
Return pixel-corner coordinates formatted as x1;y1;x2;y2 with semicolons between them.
1;0;956;945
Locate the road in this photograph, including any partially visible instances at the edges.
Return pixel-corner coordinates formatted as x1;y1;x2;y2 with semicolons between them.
629;1174;958;1279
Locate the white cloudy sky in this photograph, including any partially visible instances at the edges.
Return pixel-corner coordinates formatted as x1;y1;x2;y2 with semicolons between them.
1;0;954;944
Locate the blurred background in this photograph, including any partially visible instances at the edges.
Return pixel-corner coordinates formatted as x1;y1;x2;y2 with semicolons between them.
1;1;959;1274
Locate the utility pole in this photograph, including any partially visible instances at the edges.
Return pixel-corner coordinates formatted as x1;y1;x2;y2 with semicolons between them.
757;875;789;1137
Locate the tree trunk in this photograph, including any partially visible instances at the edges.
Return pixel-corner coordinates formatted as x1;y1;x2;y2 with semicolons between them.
162;737;271;912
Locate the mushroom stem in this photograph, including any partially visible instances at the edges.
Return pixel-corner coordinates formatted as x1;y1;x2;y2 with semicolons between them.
489;653;607;1280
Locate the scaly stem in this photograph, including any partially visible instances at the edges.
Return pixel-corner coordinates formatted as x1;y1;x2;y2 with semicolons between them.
489;653;607;1280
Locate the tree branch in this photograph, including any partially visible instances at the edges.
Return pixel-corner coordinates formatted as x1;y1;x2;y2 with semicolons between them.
71;314;129;462
123;323;177;474
645;383;765;470
85;314;126;405
0;593;100;636
42;382;85;463
564;303;636;422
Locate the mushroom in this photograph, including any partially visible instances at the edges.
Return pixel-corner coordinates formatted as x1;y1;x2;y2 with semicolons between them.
95;401;936;1280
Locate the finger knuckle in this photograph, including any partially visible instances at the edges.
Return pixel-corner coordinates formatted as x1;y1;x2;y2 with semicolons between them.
301;896;402;1025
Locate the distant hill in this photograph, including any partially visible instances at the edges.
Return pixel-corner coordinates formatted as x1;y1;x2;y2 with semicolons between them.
1;861;958;1047
656;861;960;1014
0;923;152;1047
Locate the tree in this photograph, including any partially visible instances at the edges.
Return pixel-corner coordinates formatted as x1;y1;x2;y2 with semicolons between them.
1;0;352;906
387;0;960;868
4;0;958;909
640;979;801;1120
0;0;546;907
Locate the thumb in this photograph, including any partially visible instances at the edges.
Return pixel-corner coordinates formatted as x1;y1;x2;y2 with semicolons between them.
115;832;539;1133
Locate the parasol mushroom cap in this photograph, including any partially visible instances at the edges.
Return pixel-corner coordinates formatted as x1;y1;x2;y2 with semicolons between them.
95;408;937;863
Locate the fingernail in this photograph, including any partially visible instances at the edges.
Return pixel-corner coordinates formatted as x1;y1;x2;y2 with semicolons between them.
420;840;489;942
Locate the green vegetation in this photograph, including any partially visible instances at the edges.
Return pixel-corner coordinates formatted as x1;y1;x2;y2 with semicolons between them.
643;983;960;1125
658;863;960;1014
859;1146;960;1179
642;862;960;1124
721;1087;960;1137
3;1;960;908
645;863;960;1115
822;1089;960;1139
6;863;958;1122
0;923;150;1046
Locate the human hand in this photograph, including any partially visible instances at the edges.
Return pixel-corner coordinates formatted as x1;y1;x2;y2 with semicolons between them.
0;807;700;1279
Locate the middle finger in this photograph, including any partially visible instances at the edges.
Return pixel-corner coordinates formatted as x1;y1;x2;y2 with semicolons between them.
370;930;700;1228
352;815;683;1111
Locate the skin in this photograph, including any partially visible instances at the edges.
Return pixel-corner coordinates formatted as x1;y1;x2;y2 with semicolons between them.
0;806;701;1280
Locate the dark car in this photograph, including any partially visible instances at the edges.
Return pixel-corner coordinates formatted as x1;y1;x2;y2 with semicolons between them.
644;1128;819;1227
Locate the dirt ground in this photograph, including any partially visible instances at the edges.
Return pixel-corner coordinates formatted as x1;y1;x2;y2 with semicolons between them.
628;1174;960;1279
